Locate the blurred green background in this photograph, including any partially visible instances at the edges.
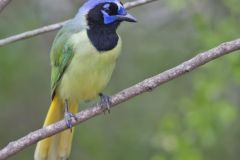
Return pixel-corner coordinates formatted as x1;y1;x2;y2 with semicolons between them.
1;0;240;159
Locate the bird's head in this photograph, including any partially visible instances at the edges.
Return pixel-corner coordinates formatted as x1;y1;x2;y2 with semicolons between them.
77;0;137;28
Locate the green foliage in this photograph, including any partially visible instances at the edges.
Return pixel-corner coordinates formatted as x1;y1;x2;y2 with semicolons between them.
149;1;240;160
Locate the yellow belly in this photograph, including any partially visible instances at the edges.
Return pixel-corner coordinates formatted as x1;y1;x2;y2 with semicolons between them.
58;30;121;102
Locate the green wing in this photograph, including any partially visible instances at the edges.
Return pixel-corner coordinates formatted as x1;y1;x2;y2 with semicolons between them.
50;29;75;99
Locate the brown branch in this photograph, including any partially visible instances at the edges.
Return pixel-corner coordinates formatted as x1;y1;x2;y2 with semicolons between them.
124;0;157;9
0;21;68;46
0;38;240;159
0;0;11;13
0;0;158;47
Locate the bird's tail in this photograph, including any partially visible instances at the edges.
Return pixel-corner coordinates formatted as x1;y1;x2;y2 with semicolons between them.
34;96;78;160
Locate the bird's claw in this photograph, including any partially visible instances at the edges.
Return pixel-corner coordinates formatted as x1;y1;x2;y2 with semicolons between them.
64;99;77;131
64;112;77;131
99;93;111;114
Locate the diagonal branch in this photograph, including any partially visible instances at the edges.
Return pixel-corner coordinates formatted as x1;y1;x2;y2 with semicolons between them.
0;0;11;13
0;38;240;160
0;0;158;47
0;21;68;47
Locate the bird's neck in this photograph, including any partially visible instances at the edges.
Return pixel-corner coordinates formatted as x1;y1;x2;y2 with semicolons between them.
87;23;120;52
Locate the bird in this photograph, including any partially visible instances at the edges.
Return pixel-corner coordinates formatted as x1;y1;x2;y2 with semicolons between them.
34;0;136;159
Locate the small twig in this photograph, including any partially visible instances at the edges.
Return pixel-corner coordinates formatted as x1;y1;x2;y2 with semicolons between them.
0;0;11;13
0;0;158;47
0;38;240;160
0;21;68;46
124;0;157;9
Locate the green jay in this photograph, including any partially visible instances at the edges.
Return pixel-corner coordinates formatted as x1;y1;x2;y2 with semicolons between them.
34;0;136;159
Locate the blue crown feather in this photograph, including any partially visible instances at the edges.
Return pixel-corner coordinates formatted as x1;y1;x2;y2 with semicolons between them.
70;0;122;29
78;0;120;16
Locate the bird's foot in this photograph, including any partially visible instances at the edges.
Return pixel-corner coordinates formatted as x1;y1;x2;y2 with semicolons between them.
64;100;77;131
99;93;111;114
64;111;77;130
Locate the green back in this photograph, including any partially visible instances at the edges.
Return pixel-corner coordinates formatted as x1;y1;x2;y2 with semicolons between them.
50;27;76;99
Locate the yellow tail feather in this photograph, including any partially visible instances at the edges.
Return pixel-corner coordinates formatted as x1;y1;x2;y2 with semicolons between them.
34;96;78;160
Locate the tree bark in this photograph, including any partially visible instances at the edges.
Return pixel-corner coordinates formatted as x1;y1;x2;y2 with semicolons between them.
0;0;11;13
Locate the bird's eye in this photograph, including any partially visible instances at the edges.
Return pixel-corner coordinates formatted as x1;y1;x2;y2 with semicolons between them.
102;3;118;15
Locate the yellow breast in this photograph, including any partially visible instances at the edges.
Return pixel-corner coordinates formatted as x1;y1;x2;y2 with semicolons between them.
58;30;121;102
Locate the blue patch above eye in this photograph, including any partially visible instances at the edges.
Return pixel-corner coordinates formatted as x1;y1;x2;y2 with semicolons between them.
118;6;126;15
103;3;110;10
101;10;117;24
